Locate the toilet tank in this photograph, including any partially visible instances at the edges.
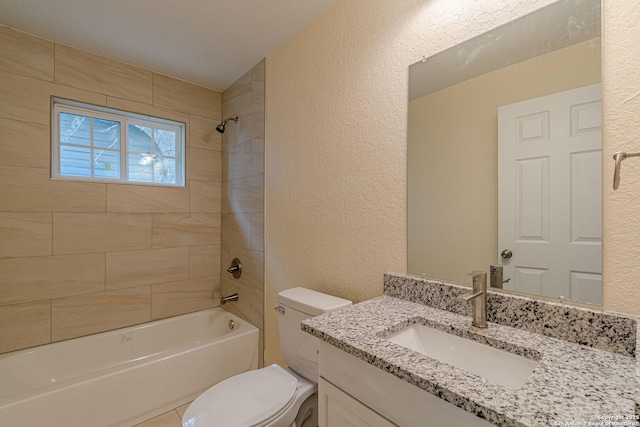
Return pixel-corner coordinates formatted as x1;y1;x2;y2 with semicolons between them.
276;287;351;382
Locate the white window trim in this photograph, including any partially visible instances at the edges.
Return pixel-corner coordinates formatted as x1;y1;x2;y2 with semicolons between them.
51;98;186;187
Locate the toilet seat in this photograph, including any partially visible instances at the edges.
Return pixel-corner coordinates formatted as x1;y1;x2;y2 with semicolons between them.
182;364;298;427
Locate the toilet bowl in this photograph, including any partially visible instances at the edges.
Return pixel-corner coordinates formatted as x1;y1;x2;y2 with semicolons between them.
182;365;315;427
182;288;351;427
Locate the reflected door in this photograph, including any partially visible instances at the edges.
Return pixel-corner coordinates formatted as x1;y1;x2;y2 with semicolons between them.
498;84;602;304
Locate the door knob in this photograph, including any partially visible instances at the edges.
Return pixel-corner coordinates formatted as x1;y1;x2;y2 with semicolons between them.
500;249;513;259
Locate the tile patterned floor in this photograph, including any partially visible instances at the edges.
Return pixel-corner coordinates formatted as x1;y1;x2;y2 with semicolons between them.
133;402;191;427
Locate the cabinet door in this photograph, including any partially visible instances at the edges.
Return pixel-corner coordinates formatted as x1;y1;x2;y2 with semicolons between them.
319;378;397;427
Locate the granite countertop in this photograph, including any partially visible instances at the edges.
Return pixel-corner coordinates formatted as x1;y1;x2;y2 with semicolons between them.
302;294;638;427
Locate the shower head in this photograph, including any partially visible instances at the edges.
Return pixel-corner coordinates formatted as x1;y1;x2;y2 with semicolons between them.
216;116;238;134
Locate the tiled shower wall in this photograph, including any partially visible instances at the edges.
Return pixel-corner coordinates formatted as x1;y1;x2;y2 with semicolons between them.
219;60;265;365
0;26;223;354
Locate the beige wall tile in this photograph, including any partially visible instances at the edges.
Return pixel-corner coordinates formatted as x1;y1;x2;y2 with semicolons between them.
0;27;54;82
50;82;109;106
106;97;189;124
250;287;264;329
0;118;49;168
152;74;221;118
235;99;264;147
55;44;152;103
0;70;54;124
107;184;189;213
187;147;221;183
221;174;264;214
52;286;151;342
0;70;107;125
106;247;189;290
223;140;252;182
221;245;263;290
53;213;152;254
0;166;106;212
151;277;218;320
250;136;265;176
189;180;221;213
0;212;51;258
0;301;51;354
0;26;231;351
152;213;220;248
189;245;221;279
251;213;264;251
190;115;222;151
222;70;251;117
251;60;265;103
0;254;105;305
220;126;231;152
221;213;252;249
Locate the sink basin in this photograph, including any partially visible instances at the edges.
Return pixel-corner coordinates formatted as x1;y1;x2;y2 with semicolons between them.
385;324;538;389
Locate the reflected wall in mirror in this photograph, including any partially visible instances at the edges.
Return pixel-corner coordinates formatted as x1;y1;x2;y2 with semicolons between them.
407;0;602;305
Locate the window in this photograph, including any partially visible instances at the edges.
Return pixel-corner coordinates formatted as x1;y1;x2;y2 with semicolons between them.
52;98;185;187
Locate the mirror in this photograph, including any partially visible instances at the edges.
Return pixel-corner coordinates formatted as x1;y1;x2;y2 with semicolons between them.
407;0;602;305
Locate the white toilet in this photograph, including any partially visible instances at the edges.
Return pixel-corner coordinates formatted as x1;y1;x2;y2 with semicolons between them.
182;287;352;427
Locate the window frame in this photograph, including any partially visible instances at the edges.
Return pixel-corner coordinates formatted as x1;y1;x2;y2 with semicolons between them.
51;98;186;187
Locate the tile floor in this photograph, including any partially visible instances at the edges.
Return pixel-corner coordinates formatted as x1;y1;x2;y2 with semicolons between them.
133;402;191;427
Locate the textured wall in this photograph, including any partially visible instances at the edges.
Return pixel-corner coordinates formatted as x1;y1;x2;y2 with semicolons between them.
264;0;554;365
264;0;640;366
0;27;222;354
602;0;640;315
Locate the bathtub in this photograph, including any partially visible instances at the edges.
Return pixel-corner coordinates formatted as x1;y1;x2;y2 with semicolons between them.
0;308;259;427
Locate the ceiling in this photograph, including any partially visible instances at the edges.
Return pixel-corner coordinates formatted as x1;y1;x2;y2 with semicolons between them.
0;0;338;92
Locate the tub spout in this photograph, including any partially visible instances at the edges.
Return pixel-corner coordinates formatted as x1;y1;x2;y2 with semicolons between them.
220;293;239;305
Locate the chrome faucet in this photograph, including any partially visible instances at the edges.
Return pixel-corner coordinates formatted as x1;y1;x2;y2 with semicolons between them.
220;293;239;305
489;265;511;289
457;271;487;328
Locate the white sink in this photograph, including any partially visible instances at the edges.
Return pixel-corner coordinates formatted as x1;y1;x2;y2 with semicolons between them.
385;324;538;389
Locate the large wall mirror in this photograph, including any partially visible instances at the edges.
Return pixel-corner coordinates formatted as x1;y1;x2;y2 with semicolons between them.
408;0;602;305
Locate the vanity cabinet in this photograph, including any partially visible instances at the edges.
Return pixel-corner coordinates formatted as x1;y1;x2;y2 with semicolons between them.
318;341;494;427
319;378;396;427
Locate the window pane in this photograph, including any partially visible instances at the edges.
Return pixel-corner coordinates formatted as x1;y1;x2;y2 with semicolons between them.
128;124;152;153
60;145;91;177
94;149;121;179
59;112;91;146
154;129;176;157
54;100;185;187
154;157;177;184
94;119;121;149
128;154;153;182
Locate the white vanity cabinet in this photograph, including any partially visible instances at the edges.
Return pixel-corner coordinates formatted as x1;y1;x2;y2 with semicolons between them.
319;378;396;426
318;342;495;427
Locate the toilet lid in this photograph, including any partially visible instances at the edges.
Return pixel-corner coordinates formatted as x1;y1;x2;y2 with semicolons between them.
182;364;298;427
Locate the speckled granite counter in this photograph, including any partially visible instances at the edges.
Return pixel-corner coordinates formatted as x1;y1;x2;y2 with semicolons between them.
302;274;639;426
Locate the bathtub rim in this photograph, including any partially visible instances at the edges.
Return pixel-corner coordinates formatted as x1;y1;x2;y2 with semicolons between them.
0;307;258;405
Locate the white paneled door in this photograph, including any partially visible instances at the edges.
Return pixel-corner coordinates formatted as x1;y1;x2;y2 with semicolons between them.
498;84;602;305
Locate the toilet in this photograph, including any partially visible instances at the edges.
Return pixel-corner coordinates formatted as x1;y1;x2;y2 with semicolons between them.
182;287;352;427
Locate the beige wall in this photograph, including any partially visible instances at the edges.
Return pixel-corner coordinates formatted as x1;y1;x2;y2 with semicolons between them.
602;0;640;315
219;60;266;366
264;0;640;365
408;39;601;285
0;26;223;354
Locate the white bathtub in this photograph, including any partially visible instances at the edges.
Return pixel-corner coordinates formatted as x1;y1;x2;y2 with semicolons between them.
0;308;259;427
